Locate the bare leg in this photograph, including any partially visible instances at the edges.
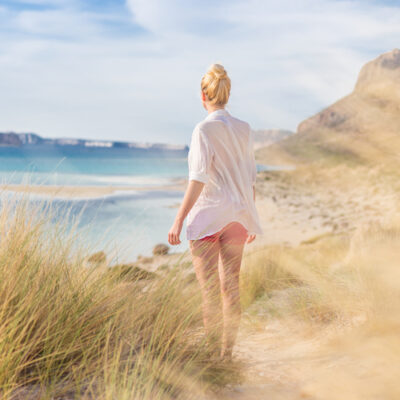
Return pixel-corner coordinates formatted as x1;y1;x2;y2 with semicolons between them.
218;222;247;359
189;238;223;354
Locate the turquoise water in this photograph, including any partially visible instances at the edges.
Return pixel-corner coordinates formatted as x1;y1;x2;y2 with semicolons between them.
0;149;187;186
0;147;284;263
0;148;188;262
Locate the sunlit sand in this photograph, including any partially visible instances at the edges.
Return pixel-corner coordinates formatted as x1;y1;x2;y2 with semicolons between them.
0;179;187;199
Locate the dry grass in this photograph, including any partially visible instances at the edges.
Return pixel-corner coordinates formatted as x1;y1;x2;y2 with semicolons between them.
300;216;400;399
0;193;241;400
239;200;400;399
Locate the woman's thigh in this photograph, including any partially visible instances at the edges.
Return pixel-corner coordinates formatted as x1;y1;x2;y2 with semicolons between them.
218;222;248;293
189;238;220;292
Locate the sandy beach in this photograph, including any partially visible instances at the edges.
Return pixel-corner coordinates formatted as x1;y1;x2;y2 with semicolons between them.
254;168;399;248
0;178;188;199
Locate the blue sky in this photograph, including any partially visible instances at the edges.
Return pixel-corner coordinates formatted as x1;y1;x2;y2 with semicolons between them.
0;0;399;146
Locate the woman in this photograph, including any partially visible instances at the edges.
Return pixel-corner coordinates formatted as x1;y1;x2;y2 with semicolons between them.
168;63;264;360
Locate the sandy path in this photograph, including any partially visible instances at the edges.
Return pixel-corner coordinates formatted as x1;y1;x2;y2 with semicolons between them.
207;315;349;400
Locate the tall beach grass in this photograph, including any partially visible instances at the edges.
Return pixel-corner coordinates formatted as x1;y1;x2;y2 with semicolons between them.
0;191;239;400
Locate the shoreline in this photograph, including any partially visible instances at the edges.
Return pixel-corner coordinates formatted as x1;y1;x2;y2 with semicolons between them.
0;179;187;199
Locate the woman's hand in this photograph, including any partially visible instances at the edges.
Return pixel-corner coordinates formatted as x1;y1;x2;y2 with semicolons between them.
167;180;205;246
168;218;183;245
246;234;256;244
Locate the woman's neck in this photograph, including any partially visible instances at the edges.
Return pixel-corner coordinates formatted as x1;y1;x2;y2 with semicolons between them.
206;105;225;114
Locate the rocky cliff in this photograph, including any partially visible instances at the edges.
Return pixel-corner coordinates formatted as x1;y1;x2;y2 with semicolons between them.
256;49;400;168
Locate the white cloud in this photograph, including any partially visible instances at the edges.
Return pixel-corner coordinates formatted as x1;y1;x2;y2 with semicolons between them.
0;0;399;144
125;0;230;35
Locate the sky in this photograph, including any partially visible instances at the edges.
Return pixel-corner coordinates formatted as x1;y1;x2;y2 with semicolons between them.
0;0;399;146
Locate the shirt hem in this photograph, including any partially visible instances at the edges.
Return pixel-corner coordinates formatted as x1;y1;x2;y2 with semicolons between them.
186;219;263;241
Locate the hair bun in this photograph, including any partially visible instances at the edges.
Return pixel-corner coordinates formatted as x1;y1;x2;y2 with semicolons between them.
209;63;227;80
201;63;231;106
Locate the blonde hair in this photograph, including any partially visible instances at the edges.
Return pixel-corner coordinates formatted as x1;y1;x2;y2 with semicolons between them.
201;63;231;106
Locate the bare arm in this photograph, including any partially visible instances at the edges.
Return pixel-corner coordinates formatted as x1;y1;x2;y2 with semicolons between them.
253;185;255;202
168;180;205;245
175;180;205;223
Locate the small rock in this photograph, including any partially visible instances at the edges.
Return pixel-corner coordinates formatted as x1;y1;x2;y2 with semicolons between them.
152;243;169;256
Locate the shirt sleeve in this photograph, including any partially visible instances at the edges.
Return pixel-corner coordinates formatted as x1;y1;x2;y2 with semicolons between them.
249;128;257;185
188;124;213;184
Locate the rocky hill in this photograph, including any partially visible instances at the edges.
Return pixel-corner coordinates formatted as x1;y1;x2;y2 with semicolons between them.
256;49;400;168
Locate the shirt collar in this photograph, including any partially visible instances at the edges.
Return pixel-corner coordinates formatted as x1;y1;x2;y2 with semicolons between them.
204;108;230;121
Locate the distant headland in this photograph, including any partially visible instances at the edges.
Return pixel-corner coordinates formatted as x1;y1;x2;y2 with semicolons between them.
0;132;189;156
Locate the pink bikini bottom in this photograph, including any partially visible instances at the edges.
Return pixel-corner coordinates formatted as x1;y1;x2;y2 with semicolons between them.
198;221;248;245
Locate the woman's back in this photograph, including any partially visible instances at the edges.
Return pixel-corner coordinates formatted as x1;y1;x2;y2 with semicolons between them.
186;108;264;240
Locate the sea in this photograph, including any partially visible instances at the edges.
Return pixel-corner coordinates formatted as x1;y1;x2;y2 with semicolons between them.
0;147;290;264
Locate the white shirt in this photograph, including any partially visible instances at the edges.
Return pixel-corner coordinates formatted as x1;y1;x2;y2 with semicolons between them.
186;108;264;240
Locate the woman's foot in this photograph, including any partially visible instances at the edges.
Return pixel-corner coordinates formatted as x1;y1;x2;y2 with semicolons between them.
219;348;233;362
